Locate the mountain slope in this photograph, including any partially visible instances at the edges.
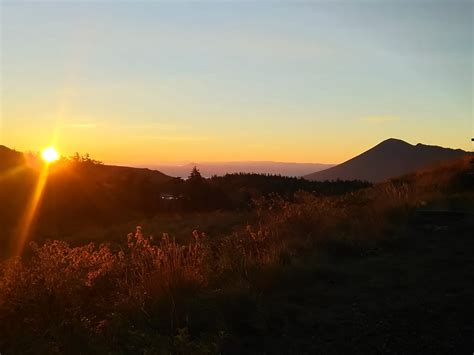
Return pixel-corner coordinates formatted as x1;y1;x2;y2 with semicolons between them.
0;145;174;256
0;145;26;169
304;139;467;182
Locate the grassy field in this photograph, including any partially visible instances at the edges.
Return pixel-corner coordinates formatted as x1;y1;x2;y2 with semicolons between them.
66;210;251;246
220;210;474;354
1;158;473;354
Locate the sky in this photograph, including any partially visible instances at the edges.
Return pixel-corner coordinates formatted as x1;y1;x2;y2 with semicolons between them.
1;0;472;165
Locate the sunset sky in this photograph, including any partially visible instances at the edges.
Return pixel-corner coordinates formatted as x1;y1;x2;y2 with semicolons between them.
1;0;472;165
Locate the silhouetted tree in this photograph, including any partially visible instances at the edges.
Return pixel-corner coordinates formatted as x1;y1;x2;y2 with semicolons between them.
71;152;81;163
69;152;103;165
188;166;203;182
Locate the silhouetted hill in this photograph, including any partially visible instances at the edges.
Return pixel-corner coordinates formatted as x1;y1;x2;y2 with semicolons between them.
0;145;25;168
0;146;174;256
0;145;172;188
305;139;468;182
144;161;333;178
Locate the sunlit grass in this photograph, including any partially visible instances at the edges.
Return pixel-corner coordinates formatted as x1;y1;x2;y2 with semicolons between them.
0;157;471;352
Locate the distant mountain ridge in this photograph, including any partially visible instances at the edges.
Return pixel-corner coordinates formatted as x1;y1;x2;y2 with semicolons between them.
304;138;468;182
143;161;334;178
0;145;332;179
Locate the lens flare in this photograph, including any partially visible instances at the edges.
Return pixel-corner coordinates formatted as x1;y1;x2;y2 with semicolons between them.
14;147;60;256
14;165;50;256
41;147;59;163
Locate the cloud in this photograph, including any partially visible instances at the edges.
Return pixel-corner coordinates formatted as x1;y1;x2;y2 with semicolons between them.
361;116;399;124
67;123;98;129
146;135;210;142
120;122;186;130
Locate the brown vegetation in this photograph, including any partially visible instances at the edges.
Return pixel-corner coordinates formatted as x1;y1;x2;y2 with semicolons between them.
0;157;472;353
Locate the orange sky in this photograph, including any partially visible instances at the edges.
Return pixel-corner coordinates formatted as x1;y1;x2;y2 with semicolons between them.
1;2;472;165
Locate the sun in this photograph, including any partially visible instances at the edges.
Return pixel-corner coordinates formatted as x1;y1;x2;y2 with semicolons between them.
41;147;60;163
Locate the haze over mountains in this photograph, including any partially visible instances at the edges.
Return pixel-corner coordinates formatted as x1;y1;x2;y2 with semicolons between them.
143;138;468;181
2;138;468;183
0;139;469;254
143;161;334;178
305;139;468;182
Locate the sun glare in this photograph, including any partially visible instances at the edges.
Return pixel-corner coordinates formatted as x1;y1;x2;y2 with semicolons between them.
41;147;60;163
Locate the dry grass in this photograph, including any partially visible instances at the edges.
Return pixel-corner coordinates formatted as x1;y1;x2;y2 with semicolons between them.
0;156;472;353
